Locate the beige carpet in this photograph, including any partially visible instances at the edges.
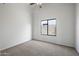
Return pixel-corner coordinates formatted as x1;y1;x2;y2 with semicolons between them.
1;40;79;56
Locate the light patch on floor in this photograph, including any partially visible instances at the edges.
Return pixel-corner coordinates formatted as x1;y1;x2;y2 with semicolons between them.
0;40;79;56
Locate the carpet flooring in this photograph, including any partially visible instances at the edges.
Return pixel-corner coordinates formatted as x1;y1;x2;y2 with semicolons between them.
0;40;79;56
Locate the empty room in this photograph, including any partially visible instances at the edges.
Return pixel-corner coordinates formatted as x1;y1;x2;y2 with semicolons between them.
0;3;79;56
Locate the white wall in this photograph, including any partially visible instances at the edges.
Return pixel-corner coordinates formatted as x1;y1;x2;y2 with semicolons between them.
32;3;76;47
76;3;79;53
0;3;32;50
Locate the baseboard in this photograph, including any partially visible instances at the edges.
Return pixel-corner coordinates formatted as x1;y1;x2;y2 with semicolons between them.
1;39;31;51
33;39;75;49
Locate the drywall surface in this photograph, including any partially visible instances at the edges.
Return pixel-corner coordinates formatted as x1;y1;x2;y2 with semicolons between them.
32;3;75;47
0;3;32;50
76;4;79;53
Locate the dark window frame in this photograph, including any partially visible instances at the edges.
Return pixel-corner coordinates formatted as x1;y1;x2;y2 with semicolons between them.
40;18;56;36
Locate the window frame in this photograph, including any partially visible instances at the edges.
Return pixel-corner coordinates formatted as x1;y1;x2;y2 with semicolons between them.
40;18;56;36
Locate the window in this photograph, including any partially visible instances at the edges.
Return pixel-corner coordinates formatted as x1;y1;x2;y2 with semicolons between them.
41;20;48;35
41;18;56;36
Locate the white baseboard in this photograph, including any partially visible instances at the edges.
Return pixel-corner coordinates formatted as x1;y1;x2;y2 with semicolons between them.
0;39;31;51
